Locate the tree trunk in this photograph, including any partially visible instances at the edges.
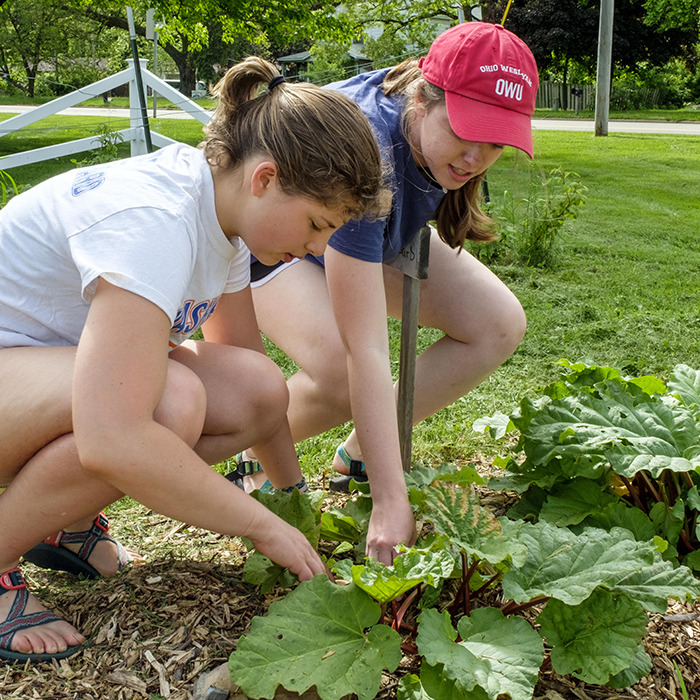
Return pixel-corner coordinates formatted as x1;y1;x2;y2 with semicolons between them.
162;33;196;96
24;63;37;97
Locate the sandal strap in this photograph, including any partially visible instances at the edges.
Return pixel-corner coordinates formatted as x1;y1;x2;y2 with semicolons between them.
42;513;129;571
46;512;109;563
234;453;263;477
0;568;26;596
336;444;366;477
0;568;63;650
225;453;263;484
0;608;63;649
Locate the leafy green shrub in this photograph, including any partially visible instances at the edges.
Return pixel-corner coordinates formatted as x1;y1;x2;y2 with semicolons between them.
227;457;699;699
71;125;125;167
471;167;587;268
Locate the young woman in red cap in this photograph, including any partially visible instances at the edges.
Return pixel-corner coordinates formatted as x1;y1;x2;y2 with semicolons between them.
240;23;539;564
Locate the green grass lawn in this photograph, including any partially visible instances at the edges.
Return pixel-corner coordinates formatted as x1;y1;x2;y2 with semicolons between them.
2;115;699;478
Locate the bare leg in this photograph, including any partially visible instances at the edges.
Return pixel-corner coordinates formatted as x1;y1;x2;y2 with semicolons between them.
252;233;525;471
339;231;526;463
0;346;207;656
170;340;301;489
252;260;352;442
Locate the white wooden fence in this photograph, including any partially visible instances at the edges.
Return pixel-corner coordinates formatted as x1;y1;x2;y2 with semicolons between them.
0;59;211;170
536;81;594;111
537;80;662;112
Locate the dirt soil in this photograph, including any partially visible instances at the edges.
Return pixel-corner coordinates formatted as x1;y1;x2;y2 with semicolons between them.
2;470;699;700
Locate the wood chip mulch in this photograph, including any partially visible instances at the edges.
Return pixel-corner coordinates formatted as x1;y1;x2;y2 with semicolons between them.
2;482;699;700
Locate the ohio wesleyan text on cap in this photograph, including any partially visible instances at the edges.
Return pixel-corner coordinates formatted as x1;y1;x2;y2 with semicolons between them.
419;22;539;158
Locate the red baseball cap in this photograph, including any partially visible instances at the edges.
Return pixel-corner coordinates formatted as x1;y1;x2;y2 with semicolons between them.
419;22;539;158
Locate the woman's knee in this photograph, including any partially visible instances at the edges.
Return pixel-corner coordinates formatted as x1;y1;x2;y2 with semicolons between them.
443;289;527;368
155;361;207;447
249;353;290;422
302;346;351;414
495;294;527;357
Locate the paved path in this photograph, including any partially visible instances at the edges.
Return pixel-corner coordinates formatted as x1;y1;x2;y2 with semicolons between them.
532;118;700;135
0;104;206;120
2;104;700;133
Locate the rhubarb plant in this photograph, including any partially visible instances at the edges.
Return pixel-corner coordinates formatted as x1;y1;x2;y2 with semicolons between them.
229;457;700;700
474;361;700;571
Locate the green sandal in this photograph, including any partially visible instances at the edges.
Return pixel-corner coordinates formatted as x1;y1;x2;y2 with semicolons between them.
329;443;368;493
225;453;309;494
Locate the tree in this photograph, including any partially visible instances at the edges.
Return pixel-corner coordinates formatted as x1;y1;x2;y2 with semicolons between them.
0;0;72;96
490;0;698;91
317;1;486;69
64;0;350;95
643;0;700;33
484;0;599;107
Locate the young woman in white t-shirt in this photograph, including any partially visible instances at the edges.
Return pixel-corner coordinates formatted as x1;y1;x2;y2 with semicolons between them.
0;57;389;663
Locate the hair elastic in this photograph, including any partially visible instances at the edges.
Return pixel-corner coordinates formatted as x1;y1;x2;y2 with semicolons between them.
267;75;286;92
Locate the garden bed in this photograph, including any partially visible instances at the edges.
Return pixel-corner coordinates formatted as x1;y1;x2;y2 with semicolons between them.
5;470;698;700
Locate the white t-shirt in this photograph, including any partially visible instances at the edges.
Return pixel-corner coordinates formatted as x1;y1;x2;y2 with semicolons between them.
0;143;250;349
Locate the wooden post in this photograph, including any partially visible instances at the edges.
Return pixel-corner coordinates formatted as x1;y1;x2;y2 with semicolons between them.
387;226;431;473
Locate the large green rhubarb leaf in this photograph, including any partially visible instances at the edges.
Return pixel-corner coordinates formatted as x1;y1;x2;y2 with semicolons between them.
608;554;700;612
607;648;653;689
668;364;700;418
320;509;362;543
229;576;401;700
538;588;648;685
501;521;655;605
397;674;435;700
416;607;544;700
424;483;527;566
420;662;489;700
577;500;655;542
351;548;455;604
521;379;700;478
242;552;296;594
406;463;484;512
538;478;617;526
251;488;323;549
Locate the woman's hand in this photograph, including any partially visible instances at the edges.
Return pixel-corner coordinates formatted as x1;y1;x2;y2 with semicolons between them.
246;507;327;581
365;494;416;565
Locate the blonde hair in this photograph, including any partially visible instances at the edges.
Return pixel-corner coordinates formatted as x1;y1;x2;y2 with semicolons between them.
383;59;495;248
203;57;390;221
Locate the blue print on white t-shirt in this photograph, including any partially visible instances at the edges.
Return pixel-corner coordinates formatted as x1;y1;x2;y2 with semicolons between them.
171;297;220;336
72;171;106;197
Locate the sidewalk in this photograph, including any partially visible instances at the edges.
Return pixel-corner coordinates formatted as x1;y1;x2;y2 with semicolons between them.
2;104;700;134
0;104;210;120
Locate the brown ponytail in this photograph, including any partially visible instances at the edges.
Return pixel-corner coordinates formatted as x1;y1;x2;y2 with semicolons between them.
383;59;496;248
204;57;391;221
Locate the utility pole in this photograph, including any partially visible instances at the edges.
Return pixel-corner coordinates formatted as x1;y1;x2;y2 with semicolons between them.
146;9;157;118
594;0;614;137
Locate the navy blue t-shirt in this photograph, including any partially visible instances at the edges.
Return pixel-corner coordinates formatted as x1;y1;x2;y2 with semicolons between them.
320;69;445;265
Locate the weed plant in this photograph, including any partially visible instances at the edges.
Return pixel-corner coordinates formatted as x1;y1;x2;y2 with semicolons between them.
0;168;17;207
470;166;587;268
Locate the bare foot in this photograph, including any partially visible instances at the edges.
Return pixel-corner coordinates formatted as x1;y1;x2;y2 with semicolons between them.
0;574;84;656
